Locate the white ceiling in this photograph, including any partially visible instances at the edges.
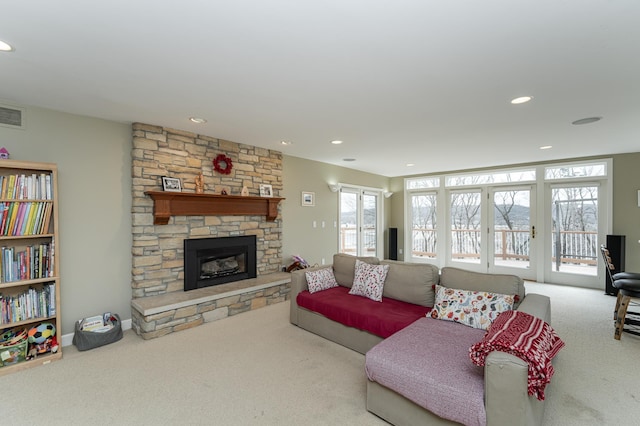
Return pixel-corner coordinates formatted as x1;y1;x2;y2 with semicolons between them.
1;1;639;177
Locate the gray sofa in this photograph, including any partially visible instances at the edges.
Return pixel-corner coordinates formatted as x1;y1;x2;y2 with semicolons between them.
290;254;552;426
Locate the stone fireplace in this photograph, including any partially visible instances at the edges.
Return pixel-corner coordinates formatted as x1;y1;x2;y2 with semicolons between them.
130;123;290;339
184;235;257;291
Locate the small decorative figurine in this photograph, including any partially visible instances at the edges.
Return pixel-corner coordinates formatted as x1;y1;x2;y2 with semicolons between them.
221;189;228;195
195;173;204;194
241;186;249;196
0;147;9;159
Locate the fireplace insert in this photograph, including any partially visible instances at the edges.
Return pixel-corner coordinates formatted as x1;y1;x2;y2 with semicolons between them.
184;236;257;291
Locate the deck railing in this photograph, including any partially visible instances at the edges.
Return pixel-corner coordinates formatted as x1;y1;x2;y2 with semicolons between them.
410;228;598;266
340;227;598;267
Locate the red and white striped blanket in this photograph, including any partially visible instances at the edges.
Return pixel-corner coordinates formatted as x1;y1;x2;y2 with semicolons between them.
469;310;564;401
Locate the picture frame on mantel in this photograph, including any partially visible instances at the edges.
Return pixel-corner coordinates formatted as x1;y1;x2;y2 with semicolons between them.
301;191;315;206
162;176;182;192
259;184;273;197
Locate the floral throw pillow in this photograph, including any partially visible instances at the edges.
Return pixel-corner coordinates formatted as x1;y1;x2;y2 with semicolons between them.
305;268;339;293
348;259;390;302
430;285;515;330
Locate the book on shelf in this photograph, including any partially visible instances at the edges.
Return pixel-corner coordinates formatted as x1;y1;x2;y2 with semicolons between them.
24;202;37;235
0;282;56;324
0;242;54;283
6;203;19;236
28;203;40;235
39;203;51;234
0;173;53;201
2;203;14;235
0;203;8;234
6;175;15;199
13;202;27;236
0;201;52;237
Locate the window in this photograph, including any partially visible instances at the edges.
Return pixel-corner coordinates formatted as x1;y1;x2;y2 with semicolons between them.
338;185;383;257
404;159;611;286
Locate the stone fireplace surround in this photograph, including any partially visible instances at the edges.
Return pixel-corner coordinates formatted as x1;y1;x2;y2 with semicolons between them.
130;123;290;339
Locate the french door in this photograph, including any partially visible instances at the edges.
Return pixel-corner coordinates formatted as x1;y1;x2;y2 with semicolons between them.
447;186;537;279
407;159;611;286
488;186;536;280
545;183;602;287
338;187;382;257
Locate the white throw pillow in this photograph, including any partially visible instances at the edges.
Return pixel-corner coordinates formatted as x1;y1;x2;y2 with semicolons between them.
305;268;339;293
348;259;390;302
430;285;515;330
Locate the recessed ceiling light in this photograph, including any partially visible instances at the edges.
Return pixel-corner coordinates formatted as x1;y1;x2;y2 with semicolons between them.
572;117;602;125
189;117;207;124
406;163;415;167
343;158;356;162
539;145;553;150
280;140;292;145
511;96;533;104
0;40;13;52
331;140;343;145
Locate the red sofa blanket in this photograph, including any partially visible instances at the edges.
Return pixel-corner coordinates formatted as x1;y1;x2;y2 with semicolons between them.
296;286;430;338
469;310;565;400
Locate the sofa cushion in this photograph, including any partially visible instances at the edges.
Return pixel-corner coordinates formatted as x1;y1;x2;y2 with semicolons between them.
440;267;525;308
430;285;515;330
305;267;339;293
332;253;379;288
296;286;430;338
365;317;486;426
349;260;390;302
380;260;438;307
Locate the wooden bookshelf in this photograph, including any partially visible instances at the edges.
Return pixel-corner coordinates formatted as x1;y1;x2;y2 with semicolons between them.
145;191;285;224
0;160;61;376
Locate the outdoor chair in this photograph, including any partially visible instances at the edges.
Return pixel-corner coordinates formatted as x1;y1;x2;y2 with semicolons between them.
600;244;640;339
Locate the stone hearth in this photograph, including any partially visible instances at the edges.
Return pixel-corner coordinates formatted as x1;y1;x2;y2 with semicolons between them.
131;272;290;339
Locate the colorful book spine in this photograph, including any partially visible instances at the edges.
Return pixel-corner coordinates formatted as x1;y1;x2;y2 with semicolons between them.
0;203;8;234
13;202;27;236
24;202;37;235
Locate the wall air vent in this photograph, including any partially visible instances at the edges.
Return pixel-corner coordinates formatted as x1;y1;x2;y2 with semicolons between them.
0;104;25;129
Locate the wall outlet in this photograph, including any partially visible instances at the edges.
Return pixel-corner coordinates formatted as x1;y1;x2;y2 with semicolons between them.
398;249;403;254
321;258;325;265
321;221;325;228
312;220;317;228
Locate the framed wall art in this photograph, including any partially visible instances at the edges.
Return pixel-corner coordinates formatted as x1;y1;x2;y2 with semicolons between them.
259;184;273;197
301;191;315;206
162;176;182;192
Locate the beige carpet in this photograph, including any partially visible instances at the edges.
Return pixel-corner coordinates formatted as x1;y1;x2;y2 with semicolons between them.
2;282;639;426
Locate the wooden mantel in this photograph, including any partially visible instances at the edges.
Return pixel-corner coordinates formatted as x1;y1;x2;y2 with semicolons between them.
145;191;285;225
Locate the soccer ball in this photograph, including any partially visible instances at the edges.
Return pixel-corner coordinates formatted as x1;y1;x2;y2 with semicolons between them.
28;323;56;344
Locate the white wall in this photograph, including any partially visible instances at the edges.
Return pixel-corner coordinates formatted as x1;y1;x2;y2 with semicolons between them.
282;155;391;267
0;104;132;335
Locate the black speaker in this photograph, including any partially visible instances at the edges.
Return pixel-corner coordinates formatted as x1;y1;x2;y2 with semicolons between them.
605;234;626;295
389;228;398;260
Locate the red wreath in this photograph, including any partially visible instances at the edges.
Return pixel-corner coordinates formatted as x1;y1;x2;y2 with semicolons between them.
213;154;233;175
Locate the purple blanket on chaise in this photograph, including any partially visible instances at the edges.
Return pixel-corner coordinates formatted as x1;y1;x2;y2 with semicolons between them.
365;317;486;426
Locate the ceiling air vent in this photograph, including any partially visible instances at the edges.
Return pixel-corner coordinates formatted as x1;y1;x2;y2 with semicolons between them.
0;104;25;129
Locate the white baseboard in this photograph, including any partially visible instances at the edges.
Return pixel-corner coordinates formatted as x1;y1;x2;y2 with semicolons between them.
60;318;132;347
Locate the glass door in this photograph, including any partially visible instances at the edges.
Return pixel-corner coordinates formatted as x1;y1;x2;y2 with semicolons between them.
409;192;438;261
339;187;382;257
546;184;600;286
449;189;483;270
362;192;379;257
489;186;536;280
339;189;358;256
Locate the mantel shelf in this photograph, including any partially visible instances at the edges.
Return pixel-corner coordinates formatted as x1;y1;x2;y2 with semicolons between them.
145;191;285;225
